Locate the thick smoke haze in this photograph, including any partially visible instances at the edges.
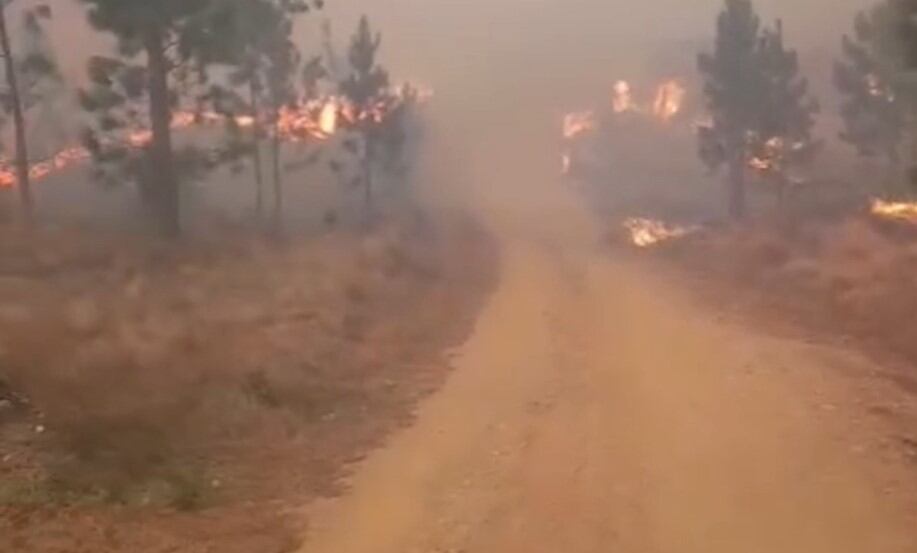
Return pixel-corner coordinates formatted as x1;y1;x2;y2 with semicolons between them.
50;1;871;88
33;0;877;224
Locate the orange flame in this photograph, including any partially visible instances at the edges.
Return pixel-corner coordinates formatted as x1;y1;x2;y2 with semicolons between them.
562;111;597;140
0;84;431;190
870;198;917;223
651;80;686;122
623;217;697;247
612;80;634;113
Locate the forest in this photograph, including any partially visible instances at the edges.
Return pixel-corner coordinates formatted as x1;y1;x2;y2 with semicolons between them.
2;1;917;552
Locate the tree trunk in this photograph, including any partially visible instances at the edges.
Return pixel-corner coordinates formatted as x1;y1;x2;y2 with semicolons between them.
727;150;747;221
144;28;180;237
249;81;264;219
0;6;33;223
775;175;786;211
363;134;374;226
886;146;903;198
271;109;283;234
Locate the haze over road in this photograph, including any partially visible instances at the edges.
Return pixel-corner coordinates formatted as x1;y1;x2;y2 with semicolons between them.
297;1;916;551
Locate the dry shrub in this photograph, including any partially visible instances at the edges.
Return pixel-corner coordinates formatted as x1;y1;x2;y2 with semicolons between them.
669;213;917;369
1;308;212;504
1;215;490;508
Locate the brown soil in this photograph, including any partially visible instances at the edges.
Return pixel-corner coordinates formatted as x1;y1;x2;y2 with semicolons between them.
0;214;497;553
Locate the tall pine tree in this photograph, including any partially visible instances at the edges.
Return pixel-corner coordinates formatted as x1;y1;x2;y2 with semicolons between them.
341;16;389;223
698;0;764;219
79;0;222;237
752;20;820;206
698;0;820;217
835;0;911;195
0;1;58;221
194;0;323;226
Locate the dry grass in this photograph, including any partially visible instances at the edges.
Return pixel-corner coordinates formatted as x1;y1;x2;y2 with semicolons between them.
655;214;917;374
0;215;497;552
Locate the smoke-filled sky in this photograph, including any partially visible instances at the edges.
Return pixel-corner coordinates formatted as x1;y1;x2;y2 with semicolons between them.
33;0;878;159
46;0;872;83
16;0;880;226
306;0;875;115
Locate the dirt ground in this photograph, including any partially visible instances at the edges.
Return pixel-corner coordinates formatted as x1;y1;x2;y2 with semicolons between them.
0;214;497;553
293;216;917;553
288;82;917;553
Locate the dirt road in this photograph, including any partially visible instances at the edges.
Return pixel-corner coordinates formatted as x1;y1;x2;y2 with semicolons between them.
294;226;915;552
294;124;917;552
293;3;916;550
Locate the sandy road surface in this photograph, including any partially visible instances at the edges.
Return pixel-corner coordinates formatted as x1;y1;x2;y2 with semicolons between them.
293;3;916;549
295;229;916;552
294;121;917;552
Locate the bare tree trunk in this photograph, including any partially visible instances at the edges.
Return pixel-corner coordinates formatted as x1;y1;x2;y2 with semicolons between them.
775;175;786;211
363;134;374;227
886;147;902;198
249;82;264;219
271;109;283;235
727;149;747;221
144;27;180;237
0;6;33;223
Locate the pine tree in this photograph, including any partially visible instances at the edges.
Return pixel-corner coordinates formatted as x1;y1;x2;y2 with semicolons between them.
835;1;911;195
78;0;223;237
698;1;820;217
195;0;323;226
698;0;764;219
341;16;389;223
752;20;820;206
0;1;58;222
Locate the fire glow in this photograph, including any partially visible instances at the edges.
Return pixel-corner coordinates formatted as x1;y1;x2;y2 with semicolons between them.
612;80;635;114
563;111;597;140
652;80;687;122
870;198;917;223
623;217;697;248
0;84;430;189
561;78;686;175
611;79;686;121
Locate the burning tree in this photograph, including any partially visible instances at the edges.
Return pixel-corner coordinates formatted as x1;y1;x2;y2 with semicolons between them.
0;1;60;221
835;0;912;195
750;20;820;207
698;0;819;218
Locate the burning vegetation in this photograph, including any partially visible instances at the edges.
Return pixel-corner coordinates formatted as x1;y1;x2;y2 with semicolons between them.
566;1;917;432
622;217;698;248
0;84;432;190
870;198;917;223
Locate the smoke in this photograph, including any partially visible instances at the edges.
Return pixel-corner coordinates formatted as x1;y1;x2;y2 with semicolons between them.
14;0;879;230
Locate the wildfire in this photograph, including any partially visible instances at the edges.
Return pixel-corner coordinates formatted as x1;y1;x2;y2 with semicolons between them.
747;136;810;176
866;74;895;102
870;198;917;223
622;217;697;248
0;146;92;188
562;111;597;140
0;84;431;189
318;98;339;136
652;80;686;122
612;80;635;114
561;153;572;175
